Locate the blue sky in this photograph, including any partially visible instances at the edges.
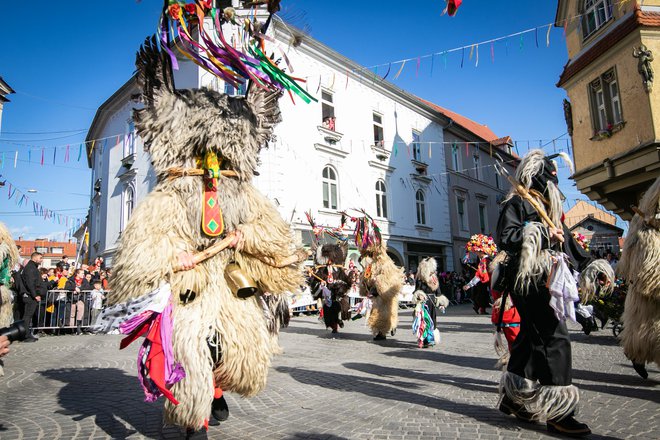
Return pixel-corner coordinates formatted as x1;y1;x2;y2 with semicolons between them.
0;1;624;240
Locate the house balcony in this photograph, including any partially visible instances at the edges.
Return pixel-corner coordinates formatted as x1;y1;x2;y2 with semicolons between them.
317;126;343;145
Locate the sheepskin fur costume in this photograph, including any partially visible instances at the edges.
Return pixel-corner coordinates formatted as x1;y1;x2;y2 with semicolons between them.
617;177;660;367
0;221;19;329
109;37;305;429
358;243;403;336
0;222;19;377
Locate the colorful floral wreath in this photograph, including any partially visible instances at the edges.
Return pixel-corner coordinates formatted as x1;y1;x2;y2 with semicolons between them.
573;232;590;252
465;234;497;257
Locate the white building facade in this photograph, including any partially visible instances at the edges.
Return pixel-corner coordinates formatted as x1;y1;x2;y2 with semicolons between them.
86;11;462;271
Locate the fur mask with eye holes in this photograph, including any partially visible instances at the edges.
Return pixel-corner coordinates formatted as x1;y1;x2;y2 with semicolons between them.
133;36;282;183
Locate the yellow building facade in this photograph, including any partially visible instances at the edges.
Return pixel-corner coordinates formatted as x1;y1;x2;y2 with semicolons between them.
556;0;660;219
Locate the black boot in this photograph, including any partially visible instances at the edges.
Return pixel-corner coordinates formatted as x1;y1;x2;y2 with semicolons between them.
373;333;386;341
499;394;535;423
632;361;649;379
211;395;229;422
547;414;591;437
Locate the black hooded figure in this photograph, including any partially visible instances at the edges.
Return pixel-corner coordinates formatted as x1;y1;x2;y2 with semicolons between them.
495;150;614;437
308;243;352;334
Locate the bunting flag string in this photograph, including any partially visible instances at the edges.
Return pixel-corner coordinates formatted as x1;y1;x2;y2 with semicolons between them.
2;176;85;231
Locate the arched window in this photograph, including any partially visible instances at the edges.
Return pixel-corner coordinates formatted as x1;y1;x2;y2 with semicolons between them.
121;185;135;232
582;0;612;39
322;166;338;210
375;180;388;218
416;190;426;225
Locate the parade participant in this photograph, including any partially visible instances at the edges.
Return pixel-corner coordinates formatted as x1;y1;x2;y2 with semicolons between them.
489;251;521;368
495;150;614;437
412;257;448;348
463;234;497;314
0;222;19;329
0;222;20;376
617;176;660;379
97;21;308;432
351;212;403;341
307;242;352;334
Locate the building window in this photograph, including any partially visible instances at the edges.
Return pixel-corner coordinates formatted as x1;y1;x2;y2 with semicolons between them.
125;120;136;157
322;166;338;210
473;152;481;180
51;247;64;254
375;180;388;218
321;90;335;129
415;190;426;225
35;247;48;254
121;184;135;232
224;81;246;97
412;131;421;161
478;203;488;233
373;112;384;147
457;196;467;231
451;144;460;171
582;0;612;40
589;69;623;133
495;170;500;189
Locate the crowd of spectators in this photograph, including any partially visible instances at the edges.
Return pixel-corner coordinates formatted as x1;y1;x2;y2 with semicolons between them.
9;251;110;341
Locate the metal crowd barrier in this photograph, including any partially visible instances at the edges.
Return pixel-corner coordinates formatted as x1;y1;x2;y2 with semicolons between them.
33;290;101;331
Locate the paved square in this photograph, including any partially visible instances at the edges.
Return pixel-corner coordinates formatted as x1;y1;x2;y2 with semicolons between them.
0;304;657;439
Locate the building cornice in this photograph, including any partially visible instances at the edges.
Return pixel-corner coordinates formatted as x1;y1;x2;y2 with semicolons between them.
86;76;139;168
274;21;452;126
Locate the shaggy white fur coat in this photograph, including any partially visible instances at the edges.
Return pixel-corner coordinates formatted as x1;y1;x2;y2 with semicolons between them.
358;244;403;336
617;177;660;366
0;222;18;329
109;38;304;429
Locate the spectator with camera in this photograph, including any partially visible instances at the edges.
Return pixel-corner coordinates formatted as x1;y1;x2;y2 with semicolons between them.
65;269;91;335
21;252;46;342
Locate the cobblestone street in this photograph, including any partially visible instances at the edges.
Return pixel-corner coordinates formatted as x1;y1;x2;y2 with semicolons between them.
0;304;657;440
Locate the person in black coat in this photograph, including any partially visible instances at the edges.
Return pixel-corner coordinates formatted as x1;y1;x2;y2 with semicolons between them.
495;150;614;437
21;252;46;341
308;243;352;334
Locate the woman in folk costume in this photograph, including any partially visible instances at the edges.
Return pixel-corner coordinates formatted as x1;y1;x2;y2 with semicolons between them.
0;222;20;376
99;27;308;432
412;257;449;348
617;176;660;379
351;212;404;341
462;234;497;314
495;150;614;437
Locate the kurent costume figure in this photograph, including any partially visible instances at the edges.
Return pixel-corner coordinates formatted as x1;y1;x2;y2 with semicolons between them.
102;34;307;431
353;214;403;341
308;242;352;334
0;222;19;376
495;150;614;437
413;257;448;348
617;176;660;379
0;222;18;329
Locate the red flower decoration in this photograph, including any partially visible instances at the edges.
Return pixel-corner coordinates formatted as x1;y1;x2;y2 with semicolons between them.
168;4;181;18
184;3;197;14
200;0;212;9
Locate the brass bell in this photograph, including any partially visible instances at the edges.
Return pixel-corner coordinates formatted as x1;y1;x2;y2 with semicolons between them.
225;262;258;298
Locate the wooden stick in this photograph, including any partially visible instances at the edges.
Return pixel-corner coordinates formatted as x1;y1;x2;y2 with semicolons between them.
174;235;235;272
175;234;309;272
166;167;238;180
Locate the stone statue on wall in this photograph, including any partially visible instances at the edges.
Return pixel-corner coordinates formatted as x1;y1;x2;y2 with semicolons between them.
563;98;574;137
633;44;654;93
